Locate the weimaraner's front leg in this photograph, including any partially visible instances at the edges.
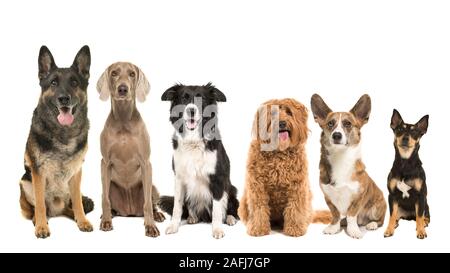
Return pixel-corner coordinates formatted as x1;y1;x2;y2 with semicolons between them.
142;159;159;237
100;159;113;231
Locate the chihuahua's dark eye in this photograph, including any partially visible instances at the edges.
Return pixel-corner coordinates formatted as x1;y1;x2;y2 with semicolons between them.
129;72;136;77
111;71;118;77
343;120;352;128
71;80;79;87
286;109;292;116
327;120;335;128
51;79;58;86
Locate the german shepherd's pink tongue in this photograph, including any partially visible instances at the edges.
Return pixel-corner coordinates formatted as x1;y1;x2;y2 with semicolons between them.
57;108;74;126
279;131;289;141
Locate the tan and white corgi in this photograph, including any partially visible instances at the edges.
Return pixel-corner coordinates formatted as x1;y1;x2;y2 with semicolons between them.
310;94;386;239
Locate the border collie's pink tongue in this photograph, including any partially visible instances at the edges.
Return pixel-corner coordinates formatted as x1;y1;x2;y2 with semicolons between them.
57;109;74;126
279;131;289;141
187;120;197;130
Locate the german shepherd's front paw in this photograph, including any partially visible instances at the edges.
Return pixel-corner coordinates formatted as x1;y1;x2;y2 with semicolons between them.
153;211;166;223
77;220;93;232
100;220;113;231
417;229;427;239
384;228;395;238
35;225;51;239
145;224;160;237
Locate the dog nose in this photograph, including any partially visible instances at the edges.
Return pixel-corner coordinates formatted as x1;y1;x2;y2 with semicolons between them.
188;107;196;117
332;132;342;141
402;136;409;146
279;121;287;129
58;95;71;106
118;84;128;96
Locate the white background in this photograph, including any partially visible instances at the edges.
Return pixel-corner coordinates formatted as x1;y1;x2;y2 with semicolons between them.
0;0;449;253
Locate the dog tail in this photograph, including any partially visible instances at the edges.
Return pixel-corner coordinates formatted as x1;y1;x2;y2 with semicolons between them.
158;196;189;219
158;196;174;215
312;210;332;224
82;196;95;214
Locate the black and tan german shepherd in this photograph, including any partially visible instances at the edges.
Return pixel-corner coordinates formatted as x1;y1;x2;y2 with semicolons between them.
384;109;430;239
19;46;94;238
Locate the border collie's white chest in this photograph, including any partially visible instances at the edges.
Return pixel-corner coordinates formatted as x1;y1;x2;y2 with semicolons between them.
174;141;217;179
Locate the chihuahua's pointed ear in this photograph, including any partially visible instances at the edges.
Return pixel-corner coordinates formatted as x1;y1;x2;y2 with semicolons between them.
390;109;404;130
206;82;226;102
72;45;91;80
161;84;181;101
416;115;429;136
350;94;371;126
310;94;332;125
136;67;150;103
96;67;110;101
38;46;57;80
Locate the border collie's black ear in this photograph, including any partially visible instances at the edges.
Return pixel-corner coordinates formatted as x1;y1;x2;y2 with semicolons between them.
72;45;91;80
161;84;181;101
206;82;226;102
390;109;403;130
416;115;429;136
350;94;371;126
310;93;332;126
38;46;57;80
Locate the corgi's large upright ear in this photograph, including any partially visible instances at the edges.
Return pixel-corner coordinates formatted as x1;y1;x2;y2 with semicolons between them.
135;66;150;103
416;114;429;136
97;67;110;101
350;94;371;126
310;93;332;126
161;84;182;101
71;45;91;80
38;46;57;80
390;109;404;130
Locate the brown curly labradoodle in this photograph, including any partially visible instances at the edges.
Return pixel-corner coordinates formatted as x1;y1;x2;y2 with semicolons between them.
239;98;331;237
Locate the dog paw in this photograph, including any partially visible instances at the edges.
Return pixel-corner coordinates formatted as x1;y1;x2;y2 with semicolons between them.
213;228;225;239
100;220;113;232
35;225;51;239
347;226;363;239
165;223;179;235
226;215;237;226
323;223;341;235
384;228;395;238
187;215;199;225
284;226;307;237
145;224;160;237
247;225;270;237
417;229;427;239
77;220;93;232
153;211;166;223
365;222;379;231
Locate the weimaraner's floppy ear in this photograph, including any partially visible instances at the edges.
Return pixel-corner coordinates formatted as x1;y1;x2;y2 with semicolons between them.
96;68;110;101
136;67;150;103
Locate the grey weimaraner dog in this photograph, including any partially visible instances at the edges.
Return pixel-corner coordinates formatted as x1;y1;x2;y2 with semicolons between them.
97;62;165;237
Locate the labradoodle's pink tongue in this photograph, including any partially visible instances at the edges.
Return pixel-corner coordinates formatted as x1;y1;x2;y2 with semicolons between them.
57;111;74;126
279;131;289;141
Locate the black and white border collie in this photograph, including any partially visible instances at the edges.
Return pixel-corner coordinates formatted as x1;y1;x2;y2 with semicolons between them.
159;83;239;239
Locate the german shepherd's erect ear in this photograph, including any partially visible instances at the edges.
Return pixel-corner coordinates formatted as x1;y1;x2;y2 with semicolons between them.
71;45;91;80
38;46;57;80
